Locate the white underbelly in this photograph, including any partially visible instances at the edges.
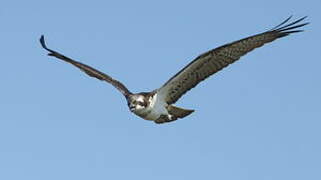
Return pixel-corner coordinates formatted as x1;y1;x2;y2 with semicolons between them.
134;93;168;121
144;103;167;120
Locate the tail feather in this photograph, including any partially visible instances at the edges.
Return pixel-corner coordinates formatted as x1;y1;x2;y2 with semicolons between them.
167;105;194;119
154;105;194;124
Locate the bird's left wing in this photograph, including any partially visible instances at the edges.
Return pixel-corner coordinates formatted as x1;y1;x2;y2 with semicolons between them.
40;35;132;98
157;16;308;104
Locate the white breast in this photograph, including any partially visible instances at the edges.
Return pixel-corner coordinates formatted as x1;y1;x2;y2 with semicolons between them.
135;93;169;121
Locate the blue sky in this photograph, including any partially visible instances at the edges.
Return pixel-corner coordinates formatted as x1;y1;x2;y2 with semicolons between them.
1;0;320;179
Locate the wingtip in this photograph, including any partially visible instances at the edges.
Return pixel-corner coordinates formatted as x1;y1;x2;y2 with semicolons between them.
39;35;56;57
39;35;47;48
301;15;308;20
287;15;293;21
270;15;309;32
39;35;53;55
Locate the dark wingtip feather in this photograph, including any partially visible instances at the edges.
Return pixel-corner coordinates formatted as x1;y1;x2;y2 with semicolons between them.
39;35;56;56
274;16;308;31
39;35;50;51
270;15;293;31
39;35;46;48
270;16;309;38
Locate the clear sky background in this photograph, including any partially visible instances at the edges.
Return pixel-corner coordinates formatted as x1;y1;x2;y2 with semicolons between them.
1;0;320;180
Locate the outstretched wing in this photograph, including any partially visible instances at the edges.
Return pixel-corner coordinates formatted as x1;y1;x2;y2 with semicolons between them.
40;35;132;98
157;16;309;104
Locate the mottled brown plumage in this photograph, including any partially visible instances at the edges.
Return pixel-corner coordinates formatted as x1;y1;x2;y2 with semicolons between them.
158;16;308;104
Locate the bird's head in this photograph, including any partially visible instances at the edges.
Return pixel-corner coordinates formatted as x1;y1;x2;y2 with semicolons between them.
127;94;148;112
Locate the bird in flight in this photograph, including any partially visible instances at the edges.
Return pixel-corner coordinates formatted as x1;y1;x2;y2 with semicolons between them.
40;16;308;124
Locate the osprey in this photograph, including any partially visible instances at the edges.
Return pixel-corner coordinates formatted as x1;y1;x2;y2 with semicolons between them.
40;16;308;124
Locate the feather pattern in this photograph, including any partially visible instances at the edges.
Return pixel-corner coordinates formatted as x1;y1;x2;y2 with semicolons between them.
158;16;308;104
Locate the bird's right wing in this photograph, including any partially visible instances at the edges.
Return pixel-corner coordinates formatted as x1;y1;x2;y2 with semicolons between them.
40;35;132;98
157;16;308;104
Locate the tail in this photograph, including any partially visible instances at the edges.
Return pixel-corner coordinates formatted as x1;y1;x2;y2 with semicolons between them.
167;105;194;119
154;105;194;124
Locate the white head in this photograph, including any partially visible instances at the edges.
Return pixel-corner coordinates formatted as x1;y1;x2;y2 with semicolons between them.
127;94;148;112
